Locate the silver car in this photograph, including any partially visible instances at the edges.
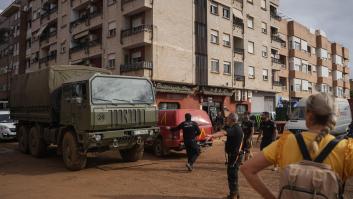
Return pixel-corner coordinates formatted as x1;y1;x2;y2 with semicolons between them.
0;110;16;141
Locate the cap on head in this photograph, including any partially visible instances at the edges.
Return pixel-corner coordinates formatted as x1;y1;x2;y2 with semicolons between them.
185;113;192;121
263;112;270;118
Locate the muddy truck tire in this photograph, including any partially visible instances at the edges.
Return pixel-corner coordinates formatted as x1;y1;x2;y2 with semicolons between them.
18;126;29;154
120;142;144;162
153;137;170;157
62;132;87;171
29;126;47;158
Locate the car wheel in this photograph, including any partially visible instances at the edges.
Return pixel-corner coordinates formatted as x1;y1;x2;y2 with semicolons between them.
153;137;169;157
120;142;144;162
62;132;87;171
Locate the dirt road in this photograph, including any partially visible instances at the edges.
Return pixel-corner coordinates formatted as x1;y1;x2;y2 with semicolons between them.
0;140;352;199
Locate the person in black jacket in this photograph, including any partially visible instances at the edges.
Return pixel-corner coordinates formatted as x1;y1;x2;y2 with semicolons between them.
207;113;244;199
168;113;201;171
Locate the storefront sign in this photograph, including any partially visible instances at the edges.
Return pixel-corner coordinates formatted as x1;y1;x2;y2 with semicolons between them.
154;82;195;94
200;86;234;96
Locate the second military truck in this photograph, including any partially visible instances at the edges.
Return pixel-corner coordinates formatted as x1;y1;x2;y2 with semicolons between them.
10;65;159;170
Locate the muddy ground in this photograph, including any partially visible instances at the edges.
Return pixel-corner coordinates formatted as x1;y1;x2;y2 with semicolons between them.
0;139;352;199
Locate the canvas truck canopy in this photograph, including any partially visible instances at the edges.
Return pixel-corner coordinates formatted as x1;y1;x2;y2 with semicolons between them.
10;65;111;122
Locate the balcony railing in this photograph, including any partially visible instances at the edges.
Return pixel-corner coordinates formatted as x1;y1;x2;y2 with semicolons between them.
234;48;244;55
39;51;57;64
41;7;58;18
273;81;282;86
70;40;101;54
70;11;102;28
120;61;153;72
234;75;245;81
121;25;153;38
271;35;286;47
40;30;57;41
270;12;281;21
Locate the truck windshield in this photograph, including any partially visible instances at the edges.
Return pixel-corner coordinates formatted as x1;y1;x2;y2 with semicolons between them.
291;107;306;120
91;77;154;105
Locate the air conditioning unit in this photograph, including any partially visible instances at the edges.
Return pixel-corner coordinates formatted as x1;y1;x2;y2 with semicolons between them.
261;28;267;34
262;52;268;57
241;90;247;101
234;90;241;101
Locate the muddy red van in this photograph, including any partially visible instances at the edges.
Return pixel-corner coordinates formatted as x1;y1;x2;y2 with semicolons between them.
150;109;213;156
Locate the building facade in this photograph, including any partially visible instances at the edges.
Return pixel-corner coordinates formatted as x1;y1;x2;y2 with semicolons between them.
0;0;351;117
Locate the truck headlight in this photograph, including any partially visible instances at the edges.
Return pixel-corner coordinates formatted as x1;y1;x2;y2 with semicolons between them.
0;126;8;131
94;134;102;142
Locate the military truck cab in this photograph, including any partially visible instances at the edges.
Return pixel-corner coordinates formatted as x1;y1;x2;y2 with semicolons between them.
10;66;159;171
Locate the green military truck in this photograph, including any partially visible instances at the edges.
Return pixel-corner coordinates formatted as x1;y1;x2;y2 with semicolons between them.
10;65;159;170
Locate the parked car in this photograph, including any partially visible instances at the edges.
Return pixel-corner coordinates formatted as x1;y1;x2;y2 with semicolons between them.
286;97;352;136
149;109;213;157
0;110;16;141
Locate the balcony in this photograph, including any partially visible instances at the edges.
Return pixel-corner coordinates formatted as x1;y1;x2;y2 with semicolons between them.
233;23;244;38
272;81;283;92
121;25;153;49
317;77;333;85
233;49;244;62
333;64;344;72
317;57;332;69
233;75;245;88
70;41;102;61
289;70;316;83
233;0;243;11
290;91;311;99
344;80;350;89
121;0;153;16
71;0;91;9
271;35;286;48
333;80;344;88
40;8;58;25
70;12;102;35
343;66;350;74
40;31;57;47
39;51;57;66
120;61;153;78
271;57;285;70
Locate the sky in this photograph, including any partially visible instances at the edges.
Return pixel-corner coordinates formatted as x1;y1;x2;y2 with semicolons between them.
0;0;352;76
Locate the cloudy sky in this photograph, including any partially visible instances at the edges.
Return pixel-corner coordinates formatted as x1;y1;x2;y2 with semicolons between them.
1;0;352;76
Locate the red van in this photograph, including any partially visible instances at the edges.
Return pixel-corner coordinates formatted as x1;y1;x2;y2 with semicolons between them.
150;109;213;156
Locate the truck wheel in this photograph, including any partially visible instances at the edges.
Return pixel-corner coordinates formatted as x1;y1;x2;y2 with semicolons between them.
29;126;47;158
120;142;144;162
62;132;87;171
153;137;169;157
18;126;29;154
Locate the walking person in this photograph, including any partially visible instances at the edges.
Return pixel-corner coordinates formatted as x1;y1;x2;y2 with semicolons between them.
207;113;244;199
241;112;255;162
257;112;278;151
214;111;225;132
168;113;201;171
241;93;353;199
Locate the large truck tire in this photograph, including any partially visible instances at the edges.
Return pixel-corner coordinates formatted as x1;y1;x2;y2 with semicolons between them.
29;126;47;158
120;142;144;162
153;137;170;157
62;132;87;171
18;126;29;154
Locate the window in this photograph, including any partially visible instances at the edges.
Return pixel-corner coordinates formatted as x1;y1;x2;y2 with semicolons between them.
262;46;268;57
159;102;180;110
262;69;268;81
60;42;66;54
107;0;116;6
248;66;255;78
211;59;219;73
294;79;301;91
224;62;231;74
210;2;218;15
223;33;230;47
223;6;230;19
261;0;266;10
108;53;116;68
247;15;254;29
248;41;254;54
61;15;67;28
108;21;116;37
261;22;267;34
131;51;142;63
210;30;219;44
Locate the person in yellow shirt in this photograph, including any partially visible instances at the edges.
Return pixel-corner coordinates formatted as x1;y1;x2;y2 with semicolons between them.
240;93;353;199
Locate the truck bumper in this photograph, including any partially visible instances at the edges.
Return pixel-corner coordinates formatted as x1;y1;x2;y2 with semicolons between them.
80;127;159;151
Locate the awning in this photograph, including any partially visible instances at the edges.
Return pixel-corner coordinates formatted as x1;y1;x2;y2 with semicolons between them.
73;30;89;40
36;23;48;38
233;8;243;19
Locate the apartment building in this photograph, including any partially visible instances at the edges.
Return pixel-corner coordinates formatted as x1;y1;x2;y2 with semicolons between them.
0;0;350;117
0;0;27;108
